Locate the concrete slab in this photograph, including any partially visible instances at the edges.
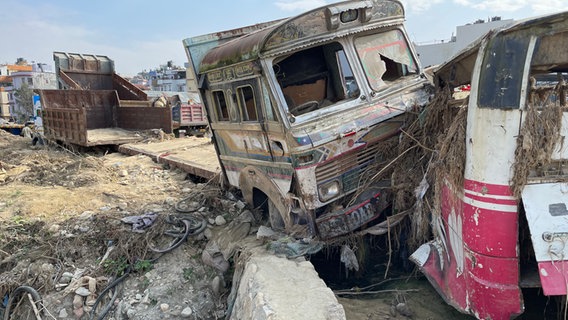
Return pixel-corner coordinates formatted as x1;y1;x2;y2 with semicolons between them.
230;246;346;320
118;137;220;179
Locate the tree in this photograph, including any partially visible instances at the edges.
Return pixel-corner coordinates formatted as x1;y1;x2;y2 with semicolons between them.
13;83;34;121
15;58;28;65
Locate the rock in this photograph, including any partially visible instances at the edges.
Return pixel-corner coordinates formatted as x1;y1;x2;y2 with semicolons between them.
396;302;413;317
135;293;142;301
99;205;112;212
48;224;61;233
79;211;95;220
165;197;176;206
181;307;193;318
236;200;246;210
127;308;137;318
215;215;227;226
58;308;69;318
120;170;129;177
201;249;230;273
59;275;72;284
211;276;221;296
203;228;213;239
118;202;128;210
181;188;191;193
256;225;277;240
160;303;170;312
208;218;215;225
75;287;91;297
73;307;84;318
41;263;55;273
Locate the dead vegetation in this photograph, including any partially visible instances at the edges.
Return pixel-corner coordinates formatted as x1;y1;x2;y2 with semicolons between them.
511;78;566;197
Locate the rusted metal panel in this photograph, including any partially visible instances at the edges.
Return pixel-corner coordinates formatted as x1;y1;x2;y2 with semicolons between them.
54;51;114;74
112;74;148;101
117;106;173;133
42;107;88;145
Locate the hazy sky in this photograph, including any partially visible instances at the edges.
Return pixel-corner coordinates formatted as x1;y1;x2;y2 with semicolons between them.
2;0;567;76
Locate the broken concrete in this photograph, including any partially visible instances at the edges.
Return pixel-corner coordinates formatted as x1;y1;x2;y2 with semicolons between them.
230;248;346;320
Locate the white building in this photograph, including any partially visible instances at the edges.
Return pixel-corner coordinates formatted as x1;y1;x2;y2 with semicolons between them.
9;63;57;121
415;18;514;68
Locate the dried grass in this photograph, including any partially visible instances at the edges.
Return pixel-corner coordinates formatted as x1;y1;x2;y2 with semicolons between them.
386;87;468;250
511;80;566;198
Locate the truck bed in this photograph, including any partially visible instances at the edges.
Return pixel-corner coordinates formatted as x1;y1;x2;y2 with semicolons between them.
86;128;143;145
118;137;220;180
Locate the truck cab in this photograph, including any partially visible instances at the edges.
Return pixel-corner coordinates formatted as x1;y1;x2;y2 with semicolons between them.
183;0;431;239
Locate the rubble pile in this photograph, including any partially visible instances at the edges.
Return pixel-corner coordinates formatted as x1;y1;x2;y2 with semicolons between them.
0;133;249;319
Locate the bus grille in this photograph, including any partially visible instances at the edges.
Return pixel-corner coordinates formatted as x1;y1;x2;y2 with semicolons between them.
315;141;384;193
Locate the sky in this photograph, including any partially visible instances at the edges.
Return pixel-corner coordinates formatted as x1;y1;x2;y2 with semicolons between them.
2;0;568;77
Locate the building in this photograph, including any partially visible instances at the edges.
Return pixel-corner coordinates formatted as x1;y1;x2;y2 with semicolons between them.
0;87;11;120
5;63;56;122
415;17;514;68
0;64;33;120
147;61;187;92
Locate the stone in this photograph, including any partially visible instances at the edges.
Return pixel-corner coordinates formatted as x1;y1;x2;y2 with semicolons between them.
181;307;193;318
165;197;176;206
79;211;94;220
59;275;72;284
215;215;227;226
75;287;91;297
211;276;221;296
73;307;84;318
203;228;213;240
208;218;215;225
256;225;277;240
119;170;129;177
236;200;246;210
118;202;128;210
127;308;137;318
58;308;69;318
160;303;170;312
48;224;61;233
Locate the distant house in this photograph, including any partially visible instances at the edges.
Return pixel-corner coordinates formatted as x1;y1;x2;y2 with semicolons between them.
3;63;57;121
0;64;33;120
415;18;514;68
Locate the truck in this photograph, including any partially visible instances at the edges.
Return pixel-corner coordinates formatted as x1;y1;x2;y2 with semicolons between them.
37;52;173;147
182;0;431;240
405;11;568;320
146;91;209;137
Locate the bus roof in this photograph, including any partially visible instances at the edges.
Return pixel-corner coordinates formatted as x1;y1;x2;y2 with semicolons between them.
197;0;405;73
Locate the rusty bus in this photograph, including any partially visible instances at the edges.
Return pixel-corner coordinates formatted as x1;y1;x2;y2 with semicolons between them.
183;0;431;239
410;11;568;319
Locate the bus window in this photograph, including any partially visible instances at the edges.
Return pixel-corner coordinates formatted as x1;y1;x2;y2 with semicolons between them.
354;29;417;91
273;41;359;117
237;85;258;121
212;90;229;121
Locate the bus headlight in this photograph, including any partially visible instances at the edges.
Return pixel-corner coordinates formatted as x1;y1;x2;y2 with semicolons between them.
318;180;341;202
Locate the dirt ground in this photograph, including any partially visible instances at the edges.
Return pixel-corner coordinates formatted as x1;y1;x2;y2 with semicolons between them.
0;129;475;320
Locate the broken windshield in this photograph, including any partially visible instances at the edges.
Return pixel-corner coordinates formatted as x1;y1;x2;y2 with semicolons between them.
273;42;360;118
354;29;417;91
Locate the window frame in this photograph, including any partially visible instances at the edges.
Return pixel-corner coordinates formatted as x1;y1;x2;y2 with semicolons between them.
236;84;258;122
